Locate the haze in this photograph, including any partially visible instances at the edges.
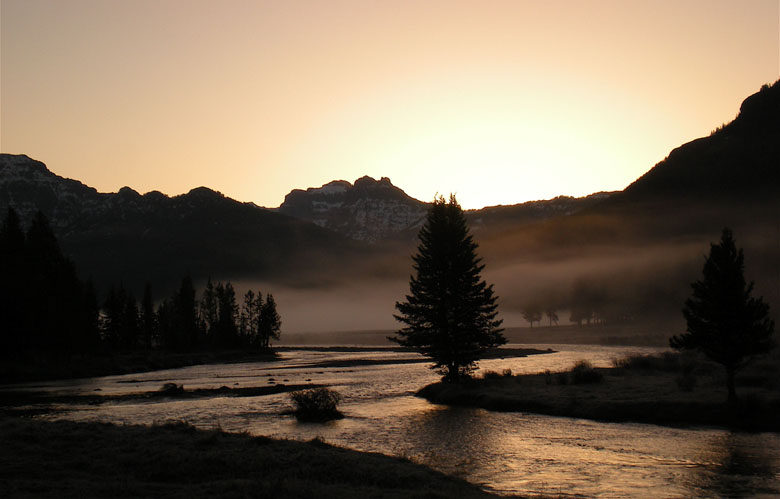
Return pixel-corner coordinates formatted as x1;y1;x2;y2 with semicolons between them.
2;0;778;209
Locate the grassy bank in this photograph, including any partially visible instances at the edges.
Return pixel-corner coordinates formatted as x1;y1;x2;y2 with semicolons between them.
0;417;498;499
0;349;279;384
418;352;780;431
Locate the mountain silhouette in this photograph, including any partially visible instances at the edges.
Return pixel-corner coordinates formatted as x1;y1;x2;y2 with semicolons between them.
0;155;362;293
1;80;777;318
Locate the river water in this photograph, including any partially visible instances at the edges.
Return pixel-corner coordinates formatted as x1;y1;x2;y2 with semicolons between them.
8;344;780;498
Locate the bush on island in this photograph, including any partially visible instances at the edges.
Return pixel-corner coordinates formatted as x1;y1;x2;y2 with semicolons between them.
290;388;343;422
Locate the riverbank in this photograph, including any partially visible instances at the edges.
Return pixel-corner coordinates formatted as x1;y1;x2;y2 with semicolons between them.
418;353;780;432
0;345;551;385
0;417;499;499
0;349;279;384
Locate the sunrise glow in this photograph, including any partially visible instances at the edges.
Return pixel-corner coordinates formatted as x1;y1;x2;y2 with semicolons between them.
1;0;778;208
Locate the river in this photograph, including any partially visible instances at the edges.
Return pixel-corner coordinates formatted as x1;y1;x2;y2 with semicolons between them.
7;344;780;498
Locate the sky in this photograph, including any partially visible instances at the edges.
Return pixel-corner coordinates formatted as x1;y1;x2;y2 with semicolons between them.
1;1;778;210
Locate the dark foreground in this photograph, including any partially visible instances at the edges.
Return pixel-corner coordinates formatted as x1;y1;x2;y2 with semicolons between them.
419;353;780;432
0;417;500;499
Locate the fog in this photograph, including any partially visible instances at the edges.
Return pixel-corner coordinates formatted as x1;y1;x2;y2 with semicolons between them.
202;216;778;342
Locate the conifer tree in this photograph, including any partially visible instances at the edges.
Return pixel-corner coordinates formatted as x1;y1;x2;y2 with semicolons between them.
215;282;239;348
258;293;281;349
173;276;199;350
200;278;217;340
241;290;259;346
140;282;156;349
391;195;504;382
671;228;775;404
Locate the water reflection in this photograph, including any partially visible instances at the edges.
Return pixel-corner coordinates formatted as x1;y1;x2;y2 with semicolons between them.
688;432;780;497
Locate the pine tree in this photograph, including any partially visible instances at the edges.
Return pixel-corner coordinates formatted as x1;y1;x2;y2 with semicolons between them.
391;195;504;382
200;278;217;340
140;282;156;349
258;293;281;349
173;276;199;351
241;290;259;346
215;282;239;348
671;228;775;404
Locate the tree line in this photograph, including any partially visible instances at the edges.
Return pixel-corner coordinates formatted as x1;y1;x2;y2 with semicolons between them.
0;207;281;357
105;277;281;351
521;279;640;328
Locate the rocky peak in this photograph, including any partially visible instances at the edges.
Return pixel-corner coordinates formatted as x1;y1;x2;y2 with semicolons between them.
278;176;427;243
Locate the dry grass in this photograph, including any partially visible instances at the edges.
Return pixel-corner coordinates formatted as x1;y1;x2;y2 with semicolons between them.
0;417;499;499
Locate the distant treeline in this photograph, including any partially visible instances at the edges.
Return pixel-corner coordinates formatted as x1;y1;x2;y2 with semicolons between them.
520;278;656;328
0;208;281;357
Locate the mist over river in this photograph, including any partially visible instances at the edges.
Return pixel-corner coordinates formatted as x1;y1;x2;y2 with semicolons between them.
8;344;780;498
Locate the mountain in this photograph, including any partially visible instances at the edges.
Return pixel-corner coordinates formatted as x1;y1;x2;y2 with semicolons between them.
277;176;427;243
0;154;361;293
475;80;780;323
278;174;615;244
3;80;777;330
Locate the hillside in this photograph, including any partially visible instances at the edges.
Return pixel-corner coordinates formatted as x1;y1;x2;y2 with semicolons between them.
2;81;777;331
0;155;363;293
475;81;780;325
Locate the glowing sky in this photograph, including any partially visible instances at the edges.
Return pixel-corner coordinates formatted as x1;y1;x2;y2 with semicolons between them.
1;0;778;209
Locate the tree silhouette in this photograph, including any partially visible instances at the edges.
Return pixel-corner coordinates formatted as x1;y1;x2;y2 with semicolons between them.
670;228;775;405
214;282;239;348
258;293;281;349
391;195;504;382
140;282;156;349
545;308;559;327
241;290;261;346
172;276;199;351
0;209;99;356
200;278;218;341
522;304;542;328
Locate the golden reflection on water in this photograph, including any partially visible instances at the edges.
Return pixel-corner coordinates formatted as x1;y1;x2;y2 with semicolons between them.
11;346;780;498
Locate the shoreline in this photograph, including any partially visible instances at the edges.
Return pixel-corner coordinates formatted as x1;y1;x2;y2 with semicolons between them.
0;345;552;385
0;349;281;385
416;358;780;432
0;417;500;498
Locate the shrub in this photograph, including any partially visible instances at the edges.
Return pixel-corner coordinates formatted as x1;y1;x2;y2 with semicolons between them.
289;388;343;422
160;383;185;396
612;352;680;372
570;360;603;384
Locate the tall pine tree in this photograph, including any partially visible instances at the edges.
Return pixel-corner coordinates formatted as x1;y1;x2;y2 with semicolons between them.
671;228;775;404
391;195;504;382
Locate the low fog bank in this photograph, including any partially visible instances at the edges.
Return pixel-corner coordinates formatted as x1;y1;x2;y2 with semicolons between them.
208;225;777;345
227;278;407;335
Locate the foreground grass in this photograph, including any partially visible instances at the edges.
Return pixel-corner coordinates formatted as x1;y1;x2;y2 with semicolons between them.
0;417;499;499
419;353;780;431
